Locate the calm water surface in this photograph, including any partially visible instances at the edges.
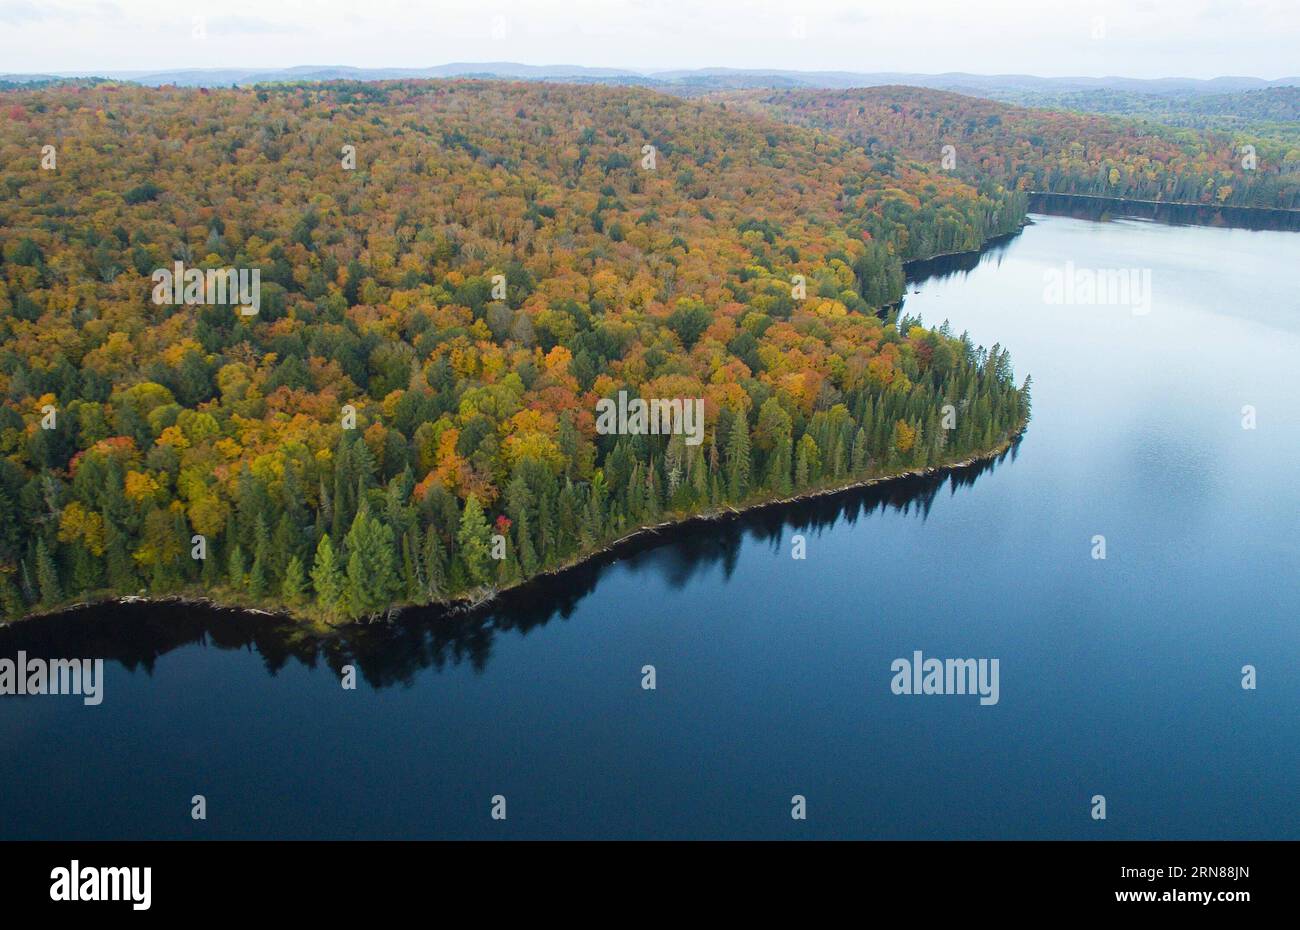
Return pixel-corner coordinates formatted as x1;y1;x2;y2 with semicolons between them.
1;214;1296;839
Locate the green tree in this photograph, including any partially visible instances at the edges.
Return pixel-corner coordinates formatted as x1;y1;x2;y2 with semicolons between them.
248;552;267;598
457;493;493;586
851;427;869;473
35;538;60;605
310;533;344;616
421;526;447;599
795;434;820;488
227;543;246;590
281;554;305;604
343;505;399;618
725;413;751;501
0;571;24;620
754;397;793;493
666;299;712;349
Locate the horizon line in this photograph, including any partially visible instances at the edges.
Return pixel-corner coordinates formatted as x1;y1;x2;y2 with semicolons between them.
4;64;1299;84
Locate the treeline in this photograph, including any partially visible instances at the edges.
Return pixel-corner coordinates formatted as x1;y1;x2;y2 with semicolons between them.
0;80;1028;623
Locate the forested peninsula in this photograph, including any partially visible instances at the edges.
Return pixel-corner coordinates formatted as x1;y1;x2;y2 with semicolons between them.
0;80;1032;626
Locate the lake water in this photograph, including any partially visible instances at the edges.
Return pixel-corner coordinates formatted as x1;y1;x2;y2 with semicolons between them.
1;214;1296;839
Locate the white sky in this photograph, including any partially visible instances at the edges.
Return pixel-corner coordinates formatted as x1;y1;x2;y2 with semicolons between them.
1;0;1296;79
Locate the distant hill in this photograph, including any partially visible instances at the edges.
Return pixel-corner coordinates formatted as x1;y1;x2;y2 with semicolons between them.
973;86;1300;146
715;85;1300;210
3;64;1297;95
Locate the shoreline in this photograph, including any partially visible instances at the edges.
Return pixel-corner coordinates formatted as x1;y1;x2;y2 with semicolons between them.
900;221;1033;270
1026;190;1300;216
1025;191;1300;232
3;423;1028;635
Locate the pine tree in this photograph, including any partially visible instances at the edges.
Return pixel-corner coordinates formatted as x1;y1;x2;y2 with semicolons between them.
504;474;536;569
202;541;221;588
625;461;643;522
795;434;821;488
515;511;538;577
271;512;295;585
457;493;493;586
173;509;196;583
536;484;556;566
227;543;246;590
691;445;709;503
343;505;399;618
0;571;24;620
150;559;169;594
421;526;447;600
556;482;579;558
18;557;35;604
248;512;269;593
645;464;661;520
248;552;266;598
281;554;305;604
105;522;136;592
401;528;423;601
580;494;599;550
310;534;344;617
726;414;751;501
35;538;60;605
851;427;869;473
71;543;101;593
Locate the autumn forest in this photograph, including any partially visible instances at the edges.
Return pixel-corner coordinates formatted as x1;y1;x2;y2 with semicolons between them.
3;75;1275;624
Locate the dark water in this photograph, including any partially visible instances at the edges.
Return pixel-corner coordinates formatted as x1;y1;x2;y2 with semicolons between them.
1;215;1296;839
1028;191;1300;232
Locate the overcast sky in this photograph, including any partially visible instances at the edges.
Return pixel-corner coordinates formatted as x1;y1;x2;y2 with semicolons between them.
1;0;1296;79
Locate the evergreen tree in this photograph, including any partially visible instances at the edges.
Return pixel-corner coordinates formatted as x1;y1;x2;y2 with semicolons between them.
35;538;60;605
105;522;136;592
248;551;266;598
457;493;493;586
421;526;447;599
281;554;305;604
726;414;751;501
851;427;869;473
310;533;344;616
0;571;24;620
227;543;246;590
271;512;295;585
343;505;399;618
202;541;221;588
795;434;820;488
70;543;102;593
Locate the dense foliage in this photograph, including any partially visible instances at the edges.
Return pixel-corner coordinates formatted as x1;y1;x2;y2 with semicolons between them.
719;86;1300;209
0;79;1029;622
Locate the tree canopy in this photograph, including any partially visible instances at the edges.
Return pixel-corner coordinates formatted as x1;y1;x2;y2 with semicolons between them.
0;79;1031;623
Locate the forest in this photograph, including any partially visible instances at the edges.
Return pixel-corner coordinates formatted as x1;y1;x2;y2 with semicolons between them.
973;86;1300;148
717;85;1300;210
0;79;1037;623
